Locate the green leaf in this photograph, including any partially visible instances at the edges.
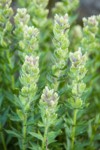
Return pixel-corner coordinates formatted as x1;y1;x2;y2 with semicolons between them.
6;130;22;138
0;107;9;126
48;131;61;144
29;132;43;141
29;142;41;150
0;93;4;107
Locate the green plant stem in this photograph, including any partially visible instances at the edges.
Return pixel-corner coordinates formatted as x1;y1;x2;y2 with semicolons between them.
22;114;27;150
71;109;78;150
42;123;49;150
1;131;7;150
0;124;7;150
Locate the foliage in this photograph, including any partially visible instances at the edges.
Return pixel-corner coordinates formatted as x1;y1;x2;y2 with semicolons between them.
0;0;100;150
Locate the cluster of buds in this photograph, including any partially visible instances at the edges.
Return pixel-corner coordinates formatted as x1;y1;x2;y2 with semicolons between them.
40;86;59;107
52;0;79;16
69;48;87;80
0;0;13;46
82;15;98;53
19;55;39;111
24;0;49;28
52;14;70;78
54;13;70;31
14;8;30;40
83;16;98;31
14;8;30;26
39;86;59;125
0;0;12;8
69;48;87;108
34;0;49;8
19;25;39;55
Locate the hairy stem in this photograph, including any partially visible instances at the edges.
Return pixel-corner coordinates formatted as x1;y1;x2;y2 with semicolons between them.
22;114;27;150
71;109;78;150
42;123;49;150
1;131;7;150
0;124;7;150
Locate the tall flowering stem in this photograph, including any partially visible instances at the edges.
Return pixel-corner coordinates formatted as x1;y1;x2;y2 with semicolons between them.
52;13;70;89
39;86;59;150
18;55;39;150
68;48;87;149
82;15;100;149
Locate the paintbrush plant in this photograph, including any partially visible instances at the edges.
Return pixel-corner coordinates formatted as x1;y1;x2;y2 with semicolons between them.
0;0;100;150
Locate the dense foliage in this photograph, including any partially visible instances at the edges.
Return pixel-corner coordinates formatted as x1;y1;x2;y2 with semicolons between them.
0;0;100;150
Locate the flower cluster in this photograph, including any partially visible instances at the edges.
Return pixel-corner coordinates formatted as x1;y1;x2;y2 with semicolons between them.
14;8;30;40
40;86;58;108
19;25;39;55
34;0;49;8
39;86;59;128
19;55;39;111
52;0;79;16
14;8;30;26
82;15;98;53
69;48;87;108
24;0;49;28
0;0;13;46
0;0;12;8
83;16;98;32
39;86;59;124
53;13;70;75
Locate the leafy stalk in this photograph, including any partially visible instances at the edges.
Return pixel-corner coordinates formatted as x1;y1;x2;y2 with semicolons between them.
71;109;78;150
22;114;27;150
40;86;59;149
0;125;7;150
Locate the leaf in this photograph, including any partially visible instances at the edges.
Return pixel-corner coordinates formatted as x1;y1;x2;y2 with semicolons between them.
29;142;41;150
9;114;21;122
48;131;61;144
29;132;43;141
0;93;4;107
0;107;9;126
6;130;21;138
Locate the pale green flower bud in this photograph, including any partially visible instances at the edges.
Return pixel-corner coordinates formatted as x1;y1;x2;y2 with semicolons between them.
83;16;98;27
19;25;39;54
54;13;70;32
69;48;87;69
0;0;12;8
41;86;59;107
14;8;30;26
23;25;39;39
68;98;82;108
83;16;98;35
25;55;39;68
35;0;49;8
72;81;86;96
52;0;79;15
0;0;13;46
